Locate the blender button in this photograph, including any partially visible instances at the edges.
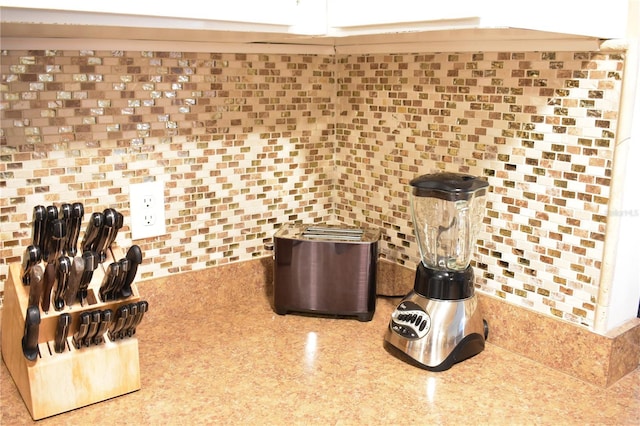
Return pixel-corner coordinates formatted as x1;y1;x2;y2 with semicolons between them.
419;320;427;331
416;315;423;325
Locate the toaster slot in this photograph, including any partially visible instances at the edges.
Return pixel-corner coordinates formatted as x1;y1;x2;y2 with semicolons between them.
302;227;364;241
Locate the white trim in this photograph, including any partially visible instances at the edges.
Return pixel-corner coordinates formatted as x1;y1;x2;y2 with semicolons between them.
1;37;617;55
335;39;607;55
0;38;336;55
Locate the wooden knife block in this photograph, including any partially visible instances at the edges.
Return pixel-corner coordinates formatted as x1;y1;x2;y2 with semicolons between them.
1;247;142;420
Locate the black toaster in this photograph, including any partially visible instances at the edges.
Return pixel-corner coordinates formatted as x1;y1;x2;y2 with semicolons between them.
272;223;380;321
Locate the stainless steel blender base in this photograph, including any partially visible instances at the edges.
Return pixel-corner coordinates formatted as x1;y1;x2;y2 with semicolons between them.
383;291;487;371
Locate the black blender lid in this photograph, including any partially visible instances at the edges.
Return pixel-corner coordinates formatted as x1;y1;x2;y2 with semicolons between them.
410;172;488;200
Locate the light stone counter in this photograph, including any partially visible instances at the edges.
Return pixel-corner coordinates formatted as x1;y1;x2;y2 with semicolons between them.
1;259;638;424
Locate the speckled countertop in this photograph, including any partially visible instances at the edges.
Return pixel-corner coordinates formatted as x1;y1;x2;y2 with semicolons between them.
1;262;639;425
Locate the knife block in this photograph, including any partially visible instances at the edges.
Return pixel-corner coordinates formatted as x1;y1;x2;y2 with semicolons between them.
1;247;142;420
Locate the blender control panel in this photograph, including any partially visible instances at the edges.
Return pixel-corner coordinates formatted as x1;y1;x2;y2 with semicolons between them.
389;301;430;339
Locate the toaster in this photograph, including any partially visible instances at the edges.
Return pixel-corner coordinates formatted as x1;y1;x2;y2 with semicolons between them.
273;223;381;321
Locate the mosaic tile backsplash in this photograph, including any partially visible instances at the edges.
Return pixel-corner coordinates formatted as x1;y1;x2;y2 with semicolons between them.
1;49;623;331
334;51;622;330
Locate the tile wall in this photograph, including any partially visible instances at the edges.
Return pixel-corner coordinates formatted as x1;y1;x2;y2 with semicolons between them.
0;50;336;280
335;51;623;329
0;49;624;331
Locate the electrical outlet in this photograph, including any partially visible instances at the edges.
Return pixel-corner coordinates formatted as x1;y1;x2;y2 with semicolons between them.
130;181;166;240
144;213;156;226
143;195;153;209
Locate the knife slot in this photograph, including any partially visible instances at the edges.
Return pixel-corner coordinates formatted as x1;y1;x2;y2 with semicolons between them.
44;341;53;357
57;337;71;354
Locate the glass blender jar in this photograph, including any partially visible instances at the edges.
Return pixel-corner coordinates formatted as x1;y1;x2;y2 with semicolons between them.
384;172;489;371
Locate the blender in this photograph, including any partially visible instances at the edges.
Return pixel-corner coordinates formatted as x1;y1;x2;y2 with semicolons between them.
384;172;489;371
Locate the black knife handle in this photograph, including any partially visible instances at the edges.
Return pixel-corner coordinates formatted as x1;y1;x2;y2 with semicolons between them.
109;305;129;341
104;209;124;258
32;205;46;252
41;262;56;313
121;303;138;338
22;305;41;361
60;203;72;249
111;211;124;245
53;256;71;311
73;311;91;349
111;258;130;301
41;205;59;261
81;212;104;254
60;203;71;218
27;265;44;307
21;245;42;285
99;262;120;302
60;203;72;257
128;300;149;337
94;208;118;262
93;309;113;345
122;245;143;298
54;313;71;353
78;251;99;306
83;310;101;347
63;256;85;307
45;218;66;264
65;202;84;257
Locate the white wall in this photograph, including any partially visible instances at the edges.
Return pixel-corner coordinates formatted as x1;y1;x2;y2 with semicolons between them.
604;0;640;331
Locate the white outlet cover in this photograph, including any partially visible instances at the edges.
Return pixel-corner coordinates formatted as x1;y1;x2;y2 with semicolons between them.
130;181;167;240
